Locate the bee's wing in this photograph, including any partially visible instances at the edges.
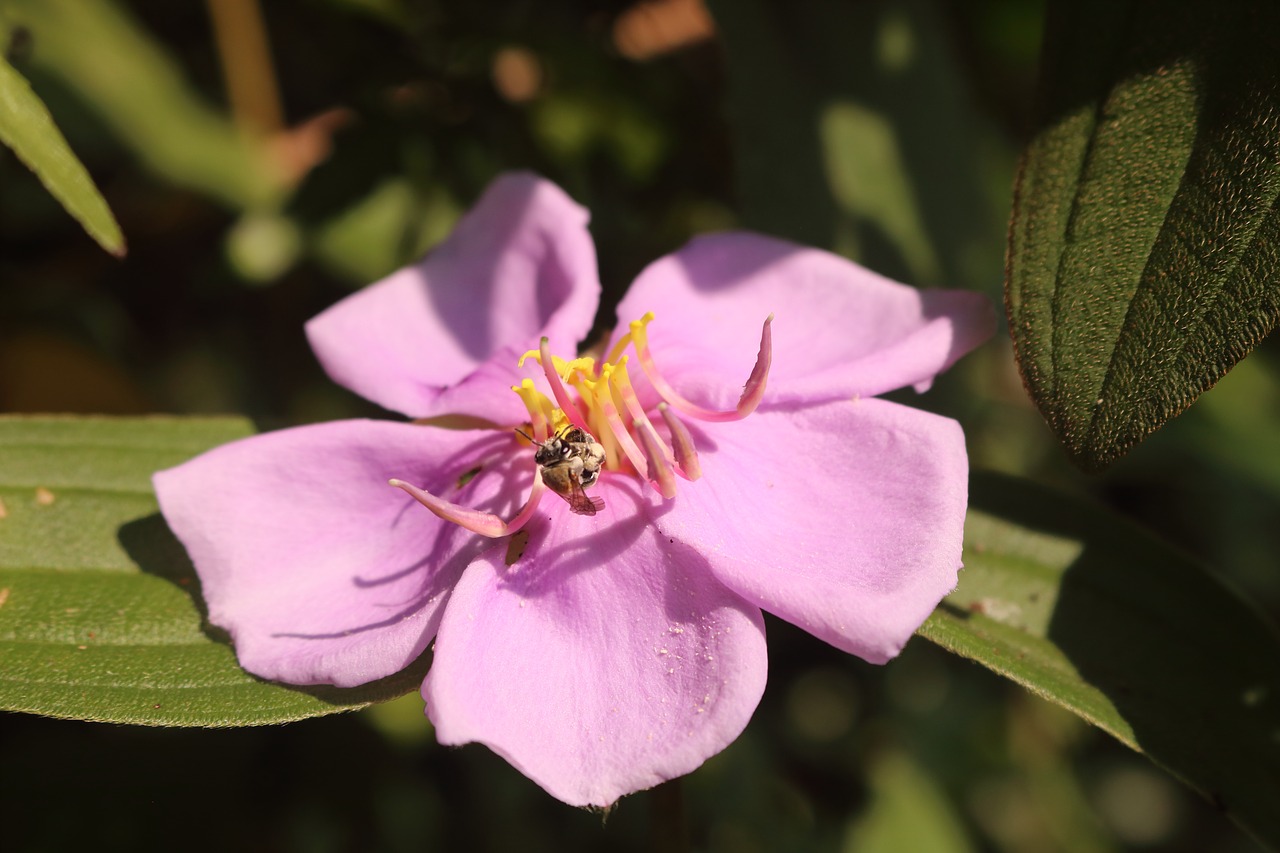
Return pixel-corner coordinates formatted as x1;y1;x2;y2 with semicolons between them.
563;480;605;516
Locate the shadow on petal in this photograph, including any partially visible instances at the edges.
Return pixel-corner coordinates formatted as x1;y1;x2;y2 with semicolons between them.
495;474;676;596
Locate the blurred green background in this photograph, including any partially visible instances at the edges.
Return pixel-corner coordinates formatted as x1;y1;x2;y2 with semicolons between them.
2;0;1276;850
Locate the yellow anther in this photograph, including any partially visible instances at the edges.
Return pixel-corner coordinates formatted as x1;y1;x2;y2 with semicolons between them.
512;378;556;441
564;356;596;379
627;312;656;346
548;407;571;434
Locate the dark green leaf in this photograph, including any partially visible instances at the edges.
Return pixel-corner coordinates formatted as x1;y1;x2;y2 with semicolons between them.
0;416;426;727
0;52;124;255
1007;0;1280;469
920;472;1280;848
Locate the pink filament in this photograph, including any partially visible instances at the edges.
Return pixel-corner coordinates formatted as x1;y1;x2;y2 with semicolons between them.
635;314;773;423
538;337;591;432
658;402;701;481
390;476;546;538
634;417;677;499
598;393;651;478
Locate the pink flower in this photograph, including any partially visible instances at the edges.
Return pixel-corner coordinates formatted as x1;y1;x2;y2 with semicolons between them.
153;172;993;807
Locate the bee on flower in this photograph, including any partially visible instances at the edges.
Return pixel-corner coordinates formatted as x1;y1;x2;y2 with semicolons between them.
154;172;993;807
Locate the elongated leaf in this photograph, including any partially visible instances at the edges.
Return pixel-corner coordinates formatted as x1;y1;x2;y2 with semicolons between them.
1;0;284;210
0;416;425;726
1007;0;1280;469
0;52;124;255
920;472;1280;848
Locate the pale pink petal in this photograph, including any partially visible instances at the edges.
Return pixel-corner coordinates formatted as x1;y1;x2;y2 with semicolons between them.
424;476;768;807
655;398;968;664
153;420;529;687
613;232;993;409
306;172;601;421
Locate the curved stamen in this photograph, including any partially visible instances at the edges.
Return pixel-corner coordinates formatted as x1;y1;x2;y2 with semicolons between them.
737;313;774;415
537;337;591;432
632;314;774;423
587;405;618;471
634;418;677;499
612;358;673;464
658;402;701;481
603;328;634;367
597;388;651;478
390;476;546;538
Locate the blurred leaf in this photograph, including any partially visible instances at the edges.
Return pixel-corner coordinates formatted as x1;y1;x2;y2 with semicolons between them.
820;101;939;282
920;472;1280;848
2;0;284;210
843;752;974;853
0;416;425;726
709;0;1008;291
1162;352;1280;500
532;92;668;182
1007;0;1280;470
0;52;124;255
310;178;459;285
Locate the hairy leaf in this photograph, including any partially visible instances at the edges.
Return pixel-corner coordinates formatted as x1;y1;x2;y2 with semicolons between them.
921;472;1280;848
0;417;426;727
1008;0;1280;468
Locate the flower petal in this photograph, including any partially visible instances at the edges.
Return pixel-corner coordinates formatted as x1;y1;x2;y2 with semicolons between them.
424;477;768;807
306;172;601;422
614;232;993;409
656;398;968;664
153;420;527;687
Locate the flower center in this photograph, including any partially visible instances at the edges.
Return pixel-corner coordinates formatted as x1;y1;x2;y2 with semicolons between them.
389;312;772;538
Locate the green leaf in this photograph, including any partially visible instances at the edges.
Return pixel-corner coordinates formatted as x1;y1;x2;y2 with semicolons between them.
920;472;1280;848
1;0;284;211
0;416;426;727
0;52;124;255
1007;0;1280;469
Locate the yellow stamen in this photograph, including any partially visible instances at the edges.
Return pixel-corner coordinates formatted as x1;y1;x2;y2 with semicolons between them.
512;379;554;441
509;310;771;499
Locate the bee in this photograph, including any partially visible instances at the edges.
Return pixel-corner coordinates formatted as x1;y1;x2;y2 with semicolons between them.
518;425;607;516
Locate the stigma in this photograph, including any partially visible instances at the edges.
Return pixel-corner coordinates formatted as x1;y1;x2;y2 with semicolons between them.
390;313;773;538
